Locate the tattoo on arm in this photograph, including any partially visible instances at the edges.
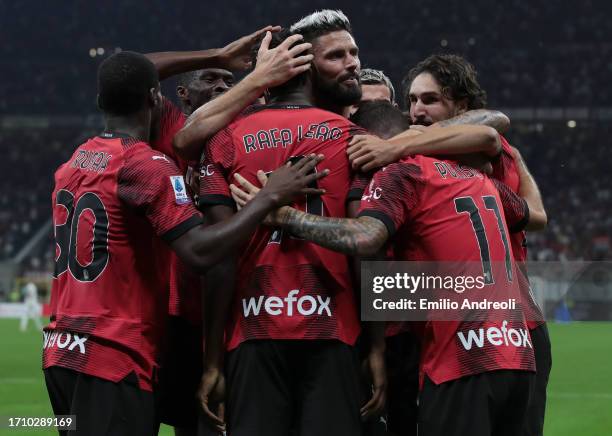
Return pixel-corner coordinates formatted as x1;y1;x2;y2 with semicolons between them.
282;209;388;256
437;109;509;132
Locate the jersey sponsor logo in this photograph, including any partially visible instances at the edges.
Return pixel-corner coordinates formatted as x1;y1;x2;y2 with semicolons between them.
152;155;170;163
170;176;190;205
242;289;332;318
43;330;89;354
456;320;532;351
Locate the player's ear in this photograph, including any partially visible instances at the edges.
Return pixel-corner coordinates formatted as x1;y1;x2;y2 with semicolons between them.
149;86;162;108
456;98;468;114
177;86;189;102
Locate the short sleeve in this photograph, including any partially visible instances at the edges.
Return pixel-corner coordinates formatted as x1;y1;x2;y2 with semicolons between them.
118;145;202;243
345;122;372;202
151;97;186;162
356;162;422;236
197;127;235;208
491;135;519;191
347;171;372;202
491;178;530;233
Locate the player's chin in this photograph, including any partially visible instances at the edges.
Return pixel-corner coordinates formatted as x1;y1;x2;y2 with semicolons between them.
337;84;362;105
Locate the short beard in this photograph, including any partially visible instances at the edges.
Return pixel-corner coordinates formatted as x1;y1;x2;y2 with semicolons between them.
314;75;362;107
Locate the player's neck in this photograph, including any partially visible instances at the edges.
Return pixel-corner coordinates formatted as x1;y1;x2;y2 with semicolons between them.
268;89;314;107
316;98;351;118
104;113;151;143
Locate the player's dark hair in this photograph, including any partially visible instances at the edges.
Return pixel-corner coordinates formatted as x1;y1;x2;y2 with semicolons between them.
402;54;487;110
252;29;309;99
350;100;411;139
290;9;353;43
97;51;159;115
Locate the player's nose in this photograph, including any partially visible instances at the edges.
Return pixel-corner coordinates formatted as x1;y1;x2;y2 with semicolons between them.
345;55;359;73
413;99;427;116
215;80;230;92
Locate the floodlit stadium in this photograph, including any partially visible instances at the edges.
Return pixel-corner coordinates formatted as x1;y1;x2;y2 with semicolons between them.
0;2;610;435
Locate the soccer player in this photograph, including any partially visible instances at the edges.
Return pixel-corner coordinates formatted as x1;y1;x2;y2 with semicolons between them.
43;50;326;436
359;68;396;104
20;281;42;332
196;27;371;436
405;54;550;436
230;101;546;436
146;33;249;436
143;27;312;436
347;68;396;117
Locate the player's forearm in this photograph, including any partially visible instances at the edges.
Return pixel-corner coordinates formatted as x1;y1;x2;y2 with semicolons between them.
280;209;388;256
145;49;224;81
435;109;510;134
174;193;275;270
173;73;266;161
203;260;236;369
515;151;547;230
390;125;501;159
365;321;386;353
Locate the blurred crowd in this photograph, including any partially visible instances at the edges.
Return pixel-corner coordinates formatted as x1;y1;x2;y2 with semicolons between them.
1;1;609;274
0;120;608;277
0;128;94;272
1;0;611;114
508;122;611;262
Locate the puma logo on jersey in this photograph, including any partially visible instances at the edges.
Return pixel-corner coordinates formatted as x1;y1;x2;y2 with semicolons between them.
456;320;532;351
152;155;170;163
242;289;332;318
43;331;89;354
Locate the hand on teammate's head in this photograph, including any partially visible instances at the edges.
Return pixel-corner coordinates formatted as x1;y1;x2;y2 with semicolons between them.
219;25;281;71
252;30;313;89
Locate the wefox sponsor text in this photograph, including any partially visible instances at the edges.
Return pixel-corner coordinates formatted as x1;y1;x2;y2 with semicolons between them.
242;289;332;317
456;320;532;350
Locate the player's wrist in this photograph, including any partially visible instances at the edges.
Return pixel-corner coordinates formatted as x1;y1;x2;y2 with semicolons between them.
214;47;235;70
252;188;279;210
244;69;269;95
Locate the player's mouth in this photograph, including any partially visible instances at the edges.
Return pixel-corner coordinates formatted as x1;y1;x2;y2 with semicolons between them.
339;74;359;86
340;78;358;88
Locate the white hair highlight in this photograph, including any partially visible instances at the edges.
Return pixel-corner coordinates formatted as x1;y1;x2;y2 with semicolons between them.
290;9;351;33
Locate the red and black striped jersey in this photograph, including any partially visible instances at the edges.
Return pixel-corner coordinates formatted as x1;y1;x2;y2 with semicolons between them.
44;132;202;391
199;104;364;350
492;135;545;328
357;154;535;385
151;98;202;324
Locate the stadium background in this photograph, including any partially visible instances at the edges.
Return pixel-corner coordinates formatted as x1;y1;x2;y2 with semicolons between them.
0;1;610;435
